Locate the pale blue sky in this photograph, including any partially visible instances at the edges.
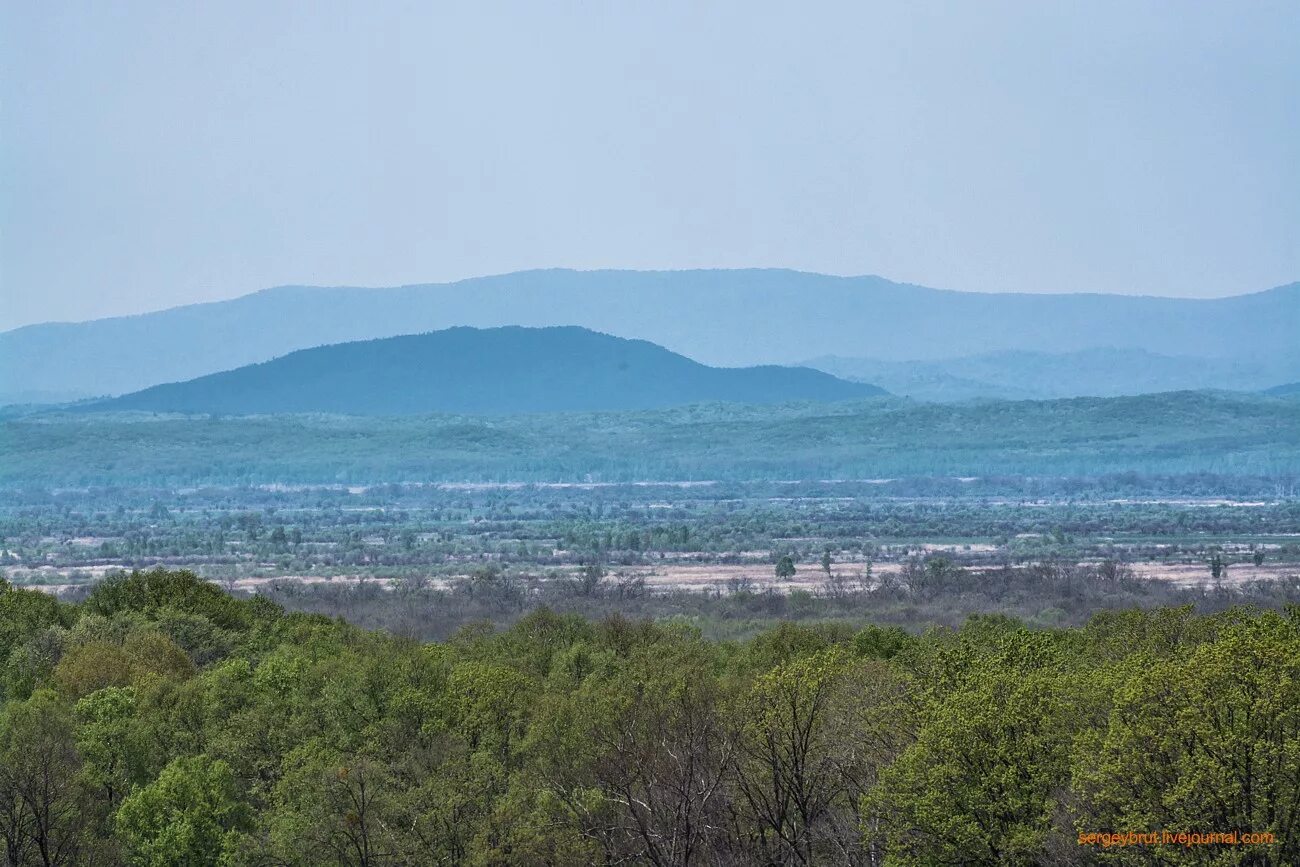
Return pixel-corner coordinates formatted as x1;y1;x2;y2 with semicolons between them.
2;1;1298;329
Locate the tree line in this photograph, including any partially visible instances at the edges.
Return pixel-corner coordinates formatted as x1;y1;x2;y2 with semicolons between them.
7;393;1300;487
2;570;1298;865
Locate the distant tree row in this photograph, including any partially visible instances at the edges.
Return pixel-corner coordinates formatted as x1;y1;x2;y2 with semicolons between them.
6;395;1300;487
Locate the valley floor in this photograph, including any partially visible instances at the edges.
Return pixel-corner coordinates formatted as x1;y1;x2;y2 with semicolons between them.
6;482;1297;638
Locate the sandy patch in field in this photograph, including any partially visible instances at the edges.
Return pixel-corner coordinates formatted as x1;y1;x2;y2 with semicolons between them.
917;543;999;553
607;562;904;593
1127;562;1297;586
16;558;1299;598
6;564;123;583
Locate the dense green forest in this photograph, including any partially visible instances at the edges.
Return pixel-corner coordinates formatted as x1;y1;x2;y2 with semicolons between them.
5;392;1300;487
1;570;1296;865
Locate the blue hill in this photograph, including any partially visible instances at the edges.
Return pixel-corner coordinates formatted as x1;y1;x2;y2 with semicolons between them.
93;326;884;415
5;269;1297;404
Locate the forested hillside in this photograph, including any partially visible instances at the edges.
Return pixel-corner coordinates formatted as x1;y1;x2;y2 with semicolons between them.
1;570;1295;864
92;327;881;416
7;391;1299;487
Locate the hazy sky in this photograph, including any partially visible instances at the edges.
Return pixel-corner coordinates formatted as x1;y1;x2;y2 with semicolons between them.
2;2;1298;329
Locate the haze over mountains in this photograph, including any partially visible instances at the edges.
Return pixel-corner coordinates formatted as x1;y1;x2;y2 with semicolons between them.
92;326;882;416
3;269;1298;406
805;348;1300;401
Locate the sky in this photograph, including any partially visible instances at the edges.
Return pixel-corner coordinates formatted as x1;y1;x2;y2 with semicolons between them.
2;1;1298;330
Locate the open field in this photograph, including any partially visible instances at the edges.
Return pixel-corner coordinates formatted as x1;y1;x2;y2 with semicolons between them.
5;476;1297;640
14;557;1298;599
5;479;1297;586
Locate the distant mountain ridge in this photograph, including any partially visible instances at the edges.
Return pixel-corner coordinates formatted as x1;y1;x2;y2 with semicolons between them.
806;348;1300;402
3;269;1297;404
90;326;883;415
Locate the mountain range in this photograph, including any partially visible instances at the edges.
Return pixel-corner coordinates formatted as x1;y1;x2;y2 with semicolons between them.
805;348;1300;401
3;269;1298;405
91;326;883;415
